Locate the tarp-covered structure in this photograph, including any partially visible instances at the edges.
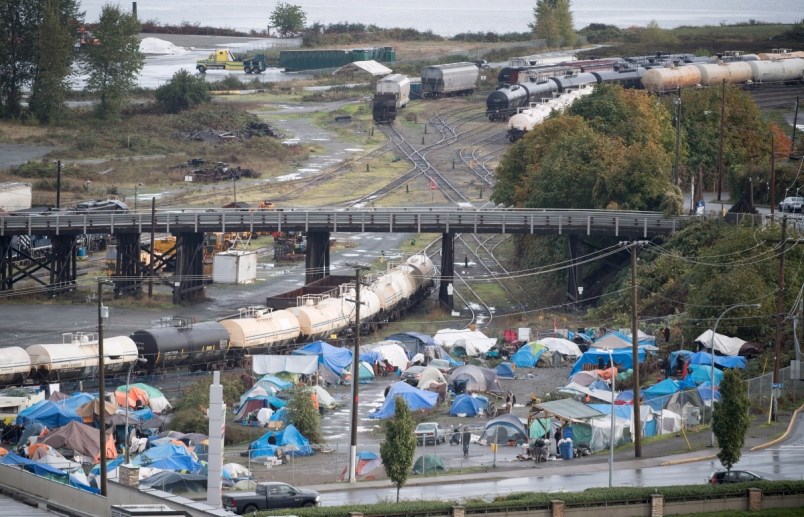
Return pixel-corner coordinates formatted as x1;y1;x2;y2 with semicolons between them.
16;400;81;427
479;413;529;445
695;330;746;356
338;451;383;481
539;337;583;358
292;341;353;380
448;365;502;393
116;383;172;414
386;332;436;358
252;355;319;376
434;329;496;357
0;451;99;491
688;364;724;386
141;471;208;493
449;394;488;416
234;395;287;422
359;341;409;370
369;382;438;419
248;424;313;459
41;421;117;462
416;367;446;389
570;348;646;376
132;442;202;472
75;399;117;424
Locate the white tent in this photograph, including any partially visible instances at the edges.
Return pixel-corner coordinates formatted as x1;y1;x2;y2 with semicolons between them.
361;341;409;370
559;382;618;403
592;333;632;350
417;367;446;390
539;337;583;358
434;329;496;356
659;409;682;434
694;330;746;356
588;414;629;452
310;385;337;409
252;355;319;375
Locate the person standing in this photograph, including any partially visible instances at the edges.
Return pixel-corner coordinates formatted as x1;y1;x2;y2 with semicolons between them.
462;427;471;457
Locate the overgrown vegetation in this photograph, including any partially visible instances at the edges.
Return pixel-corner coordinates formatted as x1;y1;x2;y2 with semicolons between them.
284;387;323;444
155;70;211;114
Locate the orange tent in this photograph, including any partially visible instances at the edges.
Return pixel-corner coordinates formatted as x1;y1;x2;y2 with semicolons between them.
0;447;7;457
115;385;149;408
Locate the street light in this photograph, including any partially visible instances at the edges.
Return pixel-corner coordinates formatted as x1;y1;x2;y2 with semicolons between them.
606;348;615;488
124;357;147;464
709;303;761;447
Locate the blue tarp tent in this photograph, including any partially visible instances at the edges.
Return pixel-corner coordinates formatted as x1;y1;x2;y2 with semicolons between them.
448;394;487;416
616;390;634;403
689;351;746;369
359;350;381;364
0;452;69;482
132;442;203;473
511;342;546;368
249;424;313;459
688;364;724;386
53;393;96;412
478;413;529;444
132;407;154;422
570;348;646;376
495;362;516;379
16;400;82;427
292;341;353;377
258;375;293;391
643;378;681;411
588;404;634;420
369;382;438;420
697;381;721;402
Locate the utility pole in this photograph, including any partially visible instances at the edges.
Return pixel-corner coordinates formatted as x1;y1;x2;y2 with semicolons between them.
673;89;681;186
772;216;787;421
347;263;370;483
716;79;726;202
55;160;62;209
148;198;156;298
792;96;799;156
770;133;776;221
97;280;109;497
631;242;641;458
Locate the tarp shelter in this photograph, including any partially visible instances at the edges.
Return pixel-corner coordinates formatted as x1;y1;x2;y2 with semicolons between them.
479;413;529;445
234;395;286;422
386;332;436;358
358;361;375;383
41;421;117;462
252;355;319;376
570;348;646;376
449;394;487;416
416;367;446;389
114;385;149;410
248;424;313;459
141;471;208;493
539;337;583;358
495;362;516;379
559;382;617;403
434;329;496;357
132;442;202;473
449;365;502;393
75;399;117;424
529;398;604;423
339;450;383;481
292;341;353;378
1;451;69;483
689;351;746;369
412;454;445;475
30;443;81;471
695;330;746;356
688;364;724;386
16;400;81;427
333;60;392;76
511;342;545;367
51;392;95;412
309;385;337;409
369;382;438;420
592;332;632;349
697;381;720;403
258;375;293;391
618;329;656;346
359;341;409;370
122;384;171;414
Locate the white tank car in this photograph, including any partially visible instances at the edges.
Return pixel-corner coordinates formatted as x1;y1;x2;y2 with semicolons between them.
0;347;31;385
221;306;302;353
642;65;702;92
372;267;416;312
288;296;353;341
27;333;138;382
405;254;436;290
507;86;594;142
339;285;381;322
748;58;804;83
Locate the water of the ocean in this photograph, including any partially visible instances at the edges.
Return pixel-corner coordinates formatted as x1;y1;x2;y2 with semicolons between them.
82;0;802;37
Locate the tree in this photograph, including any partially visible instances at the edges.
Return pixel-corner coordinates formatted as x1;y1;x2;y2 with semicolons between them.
285;387;323;444
530;0;575;47
155;69;211;114
270;2;307;38
81;4;144;119
379;397;416;502
713;369;751;472
30;0;74;124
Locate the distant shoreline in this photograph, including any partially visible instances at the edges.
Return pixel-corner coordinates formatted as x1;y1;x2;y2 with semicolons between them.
137;33;296;50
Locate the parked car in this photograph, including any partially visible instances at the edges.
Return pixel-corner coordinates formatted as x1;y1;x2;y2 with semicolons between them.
222;481;320;514
779;196;803;213
415;422;447;445
709;470;766;484
427;358;452;374
401;365;426;386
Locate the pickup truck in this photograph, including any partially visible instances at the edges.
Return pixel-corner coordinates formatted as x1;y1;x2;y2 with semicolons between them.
221;481;320;514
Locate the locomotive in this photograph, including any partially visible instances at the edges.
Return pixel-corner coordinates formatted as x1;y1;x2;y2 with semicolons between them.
0;254;436;388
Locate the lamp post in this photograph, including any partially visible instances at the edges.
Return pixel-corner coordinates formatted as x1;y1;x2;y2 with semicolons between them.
124;357;147;464
709;303;760;447
346;262;370;483
607;348;615;488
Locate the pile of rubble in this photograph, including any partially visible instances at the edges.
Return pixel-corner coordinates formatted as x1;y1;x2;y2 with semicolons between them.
176;122;280;143
173;159;260;183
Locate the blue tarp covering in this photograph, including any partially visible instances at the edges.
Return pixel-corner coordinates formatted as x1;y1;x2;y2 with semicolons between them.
249;424;313;459
0;452;69;482
570;348;647;376
678;375;698;390
588;380;612;392
436;346;463;366
258;375;293;391
511;343;545;368
689;364;724;386
359;351;381;364
54;393;96;411
689;351;746;369
589;403;634;420
90;457;125;476
292;341;353;377
270;406;289;423
16;400;82;427
386;332;436;358
697;381;721;402
132;407;155;422
616;390;634;403
567;330;593;344
369;381;438;420
644;378;681;398
449;394;487;416
495;362;516;379
132;443;203;473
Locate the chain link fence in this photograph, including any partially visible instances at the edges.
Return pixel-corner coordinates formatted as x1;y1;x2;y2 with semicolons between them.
746;365;801;411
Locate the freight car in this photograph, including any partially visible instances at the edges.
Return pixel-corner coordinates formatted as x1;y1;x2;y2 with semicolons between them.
26;333;138;383
421;62;479;98
372;74;411;123
507;86;595;142
642;58;804;91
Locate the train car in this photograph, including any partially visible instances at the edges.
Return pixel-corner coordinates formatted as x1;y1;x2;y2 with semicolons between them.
421;62;479;98
287;295;353;341
131;320;229;371
692;62;753;86
27;333;138;382
747;58;804;83
641;66;702;92
591;68;646;89
507;87;594;142
0;347;31;386
220;306;301;355
550;72;598;92
372;74;411;123
405;254;436;289
486;82;558;121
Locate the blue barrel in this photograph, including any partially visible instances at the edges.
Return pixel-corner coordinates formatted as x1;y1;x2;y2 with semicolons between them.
77;247;87;257
562;427;574;441
560;442;573;460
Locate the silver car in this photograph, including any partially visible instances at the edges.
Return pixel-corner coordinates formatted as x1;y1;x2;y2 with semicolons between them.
779;196;803;213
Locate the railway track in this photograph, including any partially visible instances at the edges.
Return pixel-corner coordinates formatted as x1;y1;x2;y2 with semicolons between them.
746;84;804;110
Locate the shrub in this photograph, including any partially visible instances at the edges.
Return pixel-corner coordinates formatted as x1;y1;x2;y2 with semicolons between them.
155;70;211;114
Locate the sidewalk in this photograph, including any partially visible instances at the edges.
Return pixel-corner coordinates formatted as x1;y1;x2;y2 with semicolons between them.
309;406;800;493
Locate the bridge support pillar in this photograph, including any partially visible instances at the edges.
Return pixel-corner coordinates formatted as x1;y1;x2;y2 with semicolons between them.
0;236;11;291
439;232;454;310
173;232;206;304
305;231;331;284
113;232;143;297
568;235;584;305
49;235;77;295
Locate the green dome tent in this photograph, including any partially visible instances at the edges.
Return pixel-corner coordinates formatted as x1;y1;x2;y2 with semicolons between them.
412;454;445;475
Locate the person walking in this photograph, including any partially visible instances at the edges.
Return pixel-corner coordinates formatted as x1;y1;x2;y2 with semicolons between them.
462;427;470;457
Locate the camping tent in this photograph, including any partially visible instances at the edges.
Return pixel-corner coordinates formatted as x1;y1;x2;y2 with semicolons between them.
338;451;383;481
448;394;487;417
132;442;202;473
248;424;313;459
511;342;545;368
412;454;445;474
141;471;208;493
234;395;286;422
360;341;410;370
75;399;117;424
16;400;81;428
369;382;438;420
448;365;502;393
41;420;117;462
292;341;353;378
434;329;496;357
695;330;746;356
51;392;95;412
416;367;446;390
539;337;583;358
308;385;337;409
495;362;516;379
592;333;633;350
385;332;436;358
478;413;529;445
688;364;724;386
358;361;375;383
569;348;646;376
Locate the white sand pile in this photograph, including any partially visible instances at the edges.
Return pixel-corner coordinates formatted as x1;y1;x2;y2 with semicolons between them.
139;37;189;55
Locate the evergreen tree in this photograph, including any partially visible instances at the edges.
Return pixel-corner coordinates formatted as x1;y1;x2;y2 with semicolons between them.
530;0;575;47
285;387;323;444
30;0;74;124
379;397;417;502
155;69;211;114
713;369;751;471
81;4;144;119
553;0;577;46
